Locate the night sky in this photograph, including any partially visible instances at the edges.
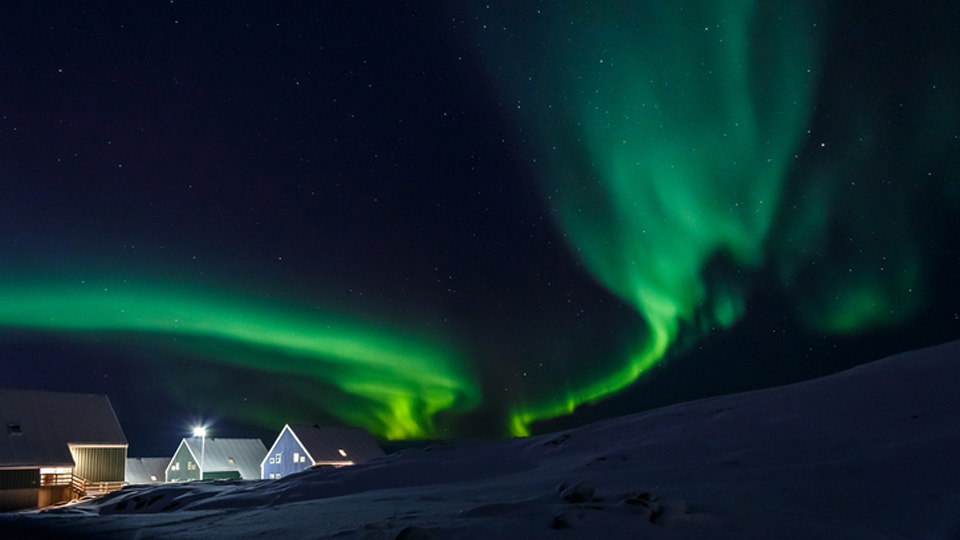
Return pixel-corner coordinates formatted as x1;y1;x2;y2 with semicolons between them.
2;1;959;456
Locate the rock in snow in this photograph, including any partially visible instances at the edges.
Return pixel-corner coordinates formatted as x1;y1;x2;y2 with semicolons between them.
3;339;960;539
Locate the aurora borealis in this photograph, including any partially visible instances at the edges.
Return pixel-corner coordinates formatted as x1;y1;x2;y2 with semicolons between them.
473;2;826;434
2;2;959;453
0;278;478;439
468;1;960;435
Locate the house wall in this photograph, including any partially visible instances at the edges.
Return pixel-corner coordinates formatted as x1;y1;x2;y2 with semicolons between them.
0;486;73;511
262;429;311;479
203;470;241;480
0;468;43;511
0;488;41;511
166;442;201;482
0;468;40;490
71;446;127;482
37;485;74;508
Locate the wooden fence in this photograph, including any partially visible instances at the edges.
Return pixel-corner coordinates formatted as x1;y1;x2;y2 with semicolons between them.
40;471;125;498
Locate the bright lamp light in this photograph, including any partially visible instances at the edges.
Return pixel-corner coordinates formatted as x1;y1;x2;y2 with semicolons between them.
193;426;207;438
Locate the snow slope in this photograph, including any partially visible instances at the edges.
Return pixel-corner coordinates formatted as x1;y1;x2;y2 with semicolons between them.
4;339;960;539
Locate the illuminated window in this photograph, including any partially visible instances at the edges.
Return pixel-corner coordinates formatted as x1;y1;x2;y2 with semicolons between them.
269;473;275;479
338;449;347;457
293;452;299;462
300;455;306;463
228;458;235;464
150;475;158;482
276;473;281;479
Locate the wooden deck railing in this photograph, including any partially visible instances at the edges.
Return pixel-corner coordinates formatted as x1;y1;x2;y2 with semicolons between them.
39;471;74;487
82;480;126;496
40;472;126;497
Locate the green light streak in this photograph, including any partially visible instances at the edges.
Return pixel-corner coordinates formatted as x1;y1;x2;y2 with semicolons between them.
509;324;668;437
0;279;479;439
474;2;826;435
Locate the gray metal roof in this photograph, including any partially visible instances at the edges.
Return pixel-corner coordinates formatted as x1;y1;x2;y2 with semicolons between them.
125;457;170;484
287;424;385;464
0;388;127;468
181;437;266;480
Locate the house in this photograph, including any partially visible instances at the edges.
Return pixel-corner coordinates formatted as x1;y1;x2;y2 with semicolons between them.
165;437;266;482
125;457;170;485
261;424;384;480
0;388;128;510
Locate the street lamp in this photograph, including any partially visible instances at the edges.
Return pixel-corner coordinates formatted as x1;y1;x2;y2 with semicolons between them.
193;426;206;480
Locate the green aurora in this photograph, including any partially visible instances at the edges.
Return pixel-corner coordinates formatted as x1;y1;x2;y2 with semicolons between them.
469;2;954;435
0;279;479;440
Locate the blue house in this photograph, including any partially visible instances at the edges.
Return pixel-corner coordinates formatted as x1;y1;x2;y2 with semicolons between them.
261;424;384;480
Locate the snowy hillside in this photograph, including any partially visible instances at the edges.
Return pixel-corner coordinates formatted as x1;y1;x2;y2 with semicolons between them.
4;340;960;539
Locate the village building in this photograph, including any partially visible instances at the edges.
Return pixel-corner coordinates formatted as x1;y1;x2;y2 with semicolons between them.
125;457;170;485
0;388;128;510
165;437;266;482
261;424;384;480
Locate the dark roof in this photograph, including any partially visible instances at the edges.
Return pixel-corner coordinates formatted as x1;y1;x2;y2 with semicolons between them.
178;438;266;479
0;388;127;468
125;457;170;484
286;424;385;464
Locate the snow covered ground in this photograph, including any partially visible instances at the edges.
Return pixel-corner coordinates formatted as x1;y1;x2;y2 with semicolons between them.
4;339;960;539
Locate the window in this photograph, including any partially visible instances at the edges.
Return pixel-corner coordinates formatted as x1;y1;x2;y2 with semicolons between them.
187;461;196;470
269;473;275;479
228;457;235;464
293;452;299;463
172;462;180;471
7;423;22;435
269;457;275;464
150;475;158;482
300;455;306;463
276;473;281;479
338;449;348;457
275;453;282;464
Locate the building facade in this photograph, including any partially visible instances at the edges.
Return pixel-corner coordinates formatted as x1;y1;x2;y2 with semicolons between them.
261;424;384;480
0;389;128;510
125;457;171;485
166;437;266;482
